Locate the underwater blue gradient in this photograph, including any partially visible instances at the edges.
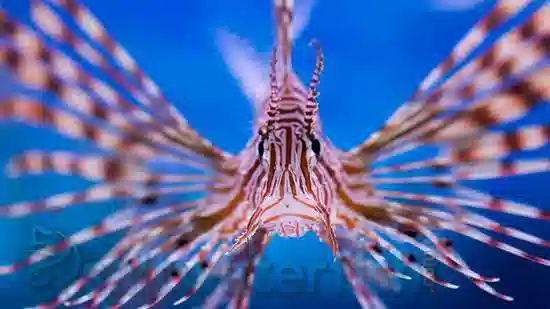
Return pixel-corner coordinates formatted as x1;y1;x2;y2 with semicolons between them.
0;0;549;308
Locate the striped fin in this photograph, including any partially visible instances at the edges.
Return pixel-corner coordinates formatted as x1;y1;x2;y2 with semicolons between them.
0;95;146;157
138;228;268;309
372;156;550;179
338;212;462;289
434;220;550;267
31;229;156;308
211;230;269;309
339;208;498;283
0;178;204;217
66;224;198;307
96;213;255;309
337;229;410;285
449;124;549;161
0;202;195;278
386;0;533;126
425;66;549;141
337;165;549;299
396;219;496;282
0;183;132;218
378;220;500;282
169;230;271;309
369;158;550;182
390;4;548;141
30;213;197;309
367;205;550;290
33;0;185;128
7;151;143;181
352;2;548;158
0;93;190;165
342;12;550;291
0;10;221;162
426;5;549;109
1;1;252;308
0;161;208;217
391;212;550;266
363;229;460;289
378;222;515;301
452;159;550;180
126;238;223;308
356;49;548;160
341;212;517;300
0;22;149;123
376;187;549;221
171;242;231;306
201;281;232;309
369;123;550;185
6;151;212;183
105;232;223;309
28;0;225;159
340;257;388;309
416;0;533;98
0;43;206;162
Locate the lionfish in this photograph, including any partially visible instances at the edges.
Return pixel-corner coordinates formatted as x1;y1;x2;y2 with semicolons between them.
0;0;548;308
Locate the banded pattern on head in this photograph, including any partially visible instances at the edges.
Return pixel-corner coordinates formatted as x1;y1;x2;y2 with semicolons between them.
0;0;549;308
230;16;338;254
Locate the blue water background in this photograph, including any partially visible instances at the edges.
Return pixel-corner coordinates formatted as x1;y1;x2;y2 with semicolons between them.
0;0;549;308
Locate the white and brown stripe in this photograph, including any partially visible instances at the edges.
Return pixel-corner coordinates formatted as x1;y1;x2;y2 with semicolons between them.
1;1;550;308
34;0;188;130
352;0;546;159
1;9;224;161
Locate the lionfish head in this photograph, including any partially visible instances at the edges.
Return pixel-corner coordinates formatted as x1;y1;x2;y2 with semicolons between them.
233;42;338;255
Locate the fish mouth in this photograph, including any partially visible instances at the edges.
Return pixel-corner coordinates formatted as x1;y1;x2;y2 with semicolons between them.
231;195;339;256
262;213;319;237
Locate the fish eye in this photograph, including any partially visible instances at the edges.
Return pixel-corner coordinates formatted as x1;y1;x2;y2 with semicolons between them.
258;139;265;157
258;138;270;170
311;138;321;156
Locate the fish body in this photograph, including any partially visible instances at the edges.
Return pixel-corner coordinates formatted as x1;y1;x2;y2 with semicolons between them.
0;0;549;308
